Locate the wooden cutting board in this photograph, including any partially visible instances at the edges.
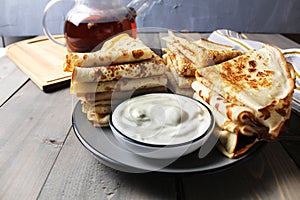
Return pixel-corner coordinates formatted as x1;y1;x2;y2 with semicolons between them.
6;35;71;92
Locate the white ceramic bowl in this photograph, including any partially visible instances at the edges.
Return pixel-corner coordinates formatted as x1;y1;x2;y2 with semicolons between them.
109;93;215;159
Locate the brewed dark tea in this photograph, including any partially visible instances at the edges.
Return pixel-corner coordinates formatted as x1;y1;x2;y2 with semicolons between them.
65;9;136;52
43;0;150;52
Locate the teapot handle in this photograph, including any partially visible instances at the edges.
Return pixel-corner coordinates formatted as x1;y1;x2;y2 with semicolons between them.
42;0;68;47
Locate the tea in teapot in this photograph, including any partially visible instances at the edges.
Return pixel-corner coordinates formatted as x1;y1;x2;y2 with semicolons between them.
43;0;151;52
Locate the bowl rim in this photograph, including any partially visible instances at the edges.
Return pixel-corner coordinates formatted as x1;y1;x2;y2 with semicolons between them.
109;93;215;148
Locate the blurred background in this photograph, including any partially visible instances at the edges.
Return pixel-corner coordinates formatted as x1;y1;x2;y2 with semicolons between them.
1;0;300;47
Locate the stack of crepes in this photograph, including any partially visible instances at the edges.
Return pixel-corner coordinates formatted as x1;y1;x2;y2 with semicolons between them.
192;44;296;158
64;34;168;127
162;31;243;97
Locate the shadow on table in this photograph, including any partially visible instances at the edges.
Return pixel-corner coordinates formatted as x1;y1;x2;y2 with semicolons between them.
105;141;300;200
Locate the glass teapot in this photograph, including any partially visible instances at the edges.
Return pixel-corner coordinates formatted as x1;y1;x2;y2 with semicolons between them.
43;0;151;52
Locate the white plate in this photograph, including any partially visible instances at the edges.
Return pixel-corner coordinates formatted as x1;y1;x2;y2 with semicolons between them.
72;101;263;173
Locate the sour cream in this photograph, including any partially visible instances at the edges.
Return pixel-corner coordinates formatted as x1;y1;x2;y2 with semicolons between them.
111;93;213;145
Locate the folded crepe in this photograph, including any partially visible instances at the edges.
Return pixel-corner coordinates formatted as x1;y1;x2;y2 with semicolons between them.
192;82;268;136
193;92;259;158
163;31;243;76
194;38;233;50
192;81;255;124
192;44;295;158
64;33;154;72
195;44;295;139
71;75;168;94
215;127;259;159
194;38;244;64
77;86;167;102
79;86;168;127
166;60;195;89
66;33;170;128
166;71;194;97
82;102;111;115
86;111;110;127
72;55;166;82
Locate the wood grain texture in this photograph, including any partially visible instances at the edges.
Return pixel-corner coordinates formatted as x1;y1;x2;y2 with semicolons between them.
180;142;300;200
0;56;28;106
38;129;178;200
0;81;72;200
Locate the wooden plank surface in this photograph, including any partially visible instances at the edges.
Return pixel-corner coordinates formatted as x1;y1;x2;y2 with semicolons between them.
38;129;178;200
0;56;28;106
0;81;72;200
180;142;300;200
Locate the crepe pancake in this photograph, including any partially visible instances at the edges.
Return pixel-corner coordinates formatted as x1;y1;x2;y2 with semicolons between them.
87;100;111;106
193;92;259;158
215;128;259;159
163;31;243;76
194;38;233;50
192;81;255;123
194;38;244;64
76;86;167;102
86;111;110;127
166;71;194;97
164;32;209;76
72;55;166;82
163;47;197;96
168;64;195;88
82;102;111;115
195;44;295;139
71;75;168;94
207;49;243;65
64;33;154;72
192;85;267;137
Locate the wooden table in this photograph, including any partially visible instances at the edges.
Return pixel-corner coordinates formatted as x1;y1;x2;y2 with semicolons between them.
1;33;300;200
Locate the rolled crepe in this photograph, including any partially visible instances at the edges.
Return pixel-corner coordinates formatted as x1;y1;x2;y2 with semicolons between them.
71;75;168;94
72;56;166;82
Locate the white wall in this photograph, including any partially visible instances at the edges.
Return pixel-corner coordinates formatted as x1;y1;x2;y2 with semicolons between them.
0;0;300;37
